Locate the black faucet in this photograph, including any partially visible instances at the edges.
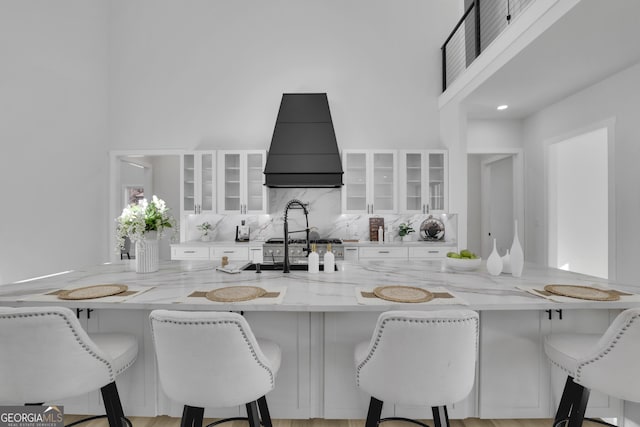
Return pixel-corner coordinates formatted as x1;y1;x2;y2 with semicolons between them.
283;199;310;273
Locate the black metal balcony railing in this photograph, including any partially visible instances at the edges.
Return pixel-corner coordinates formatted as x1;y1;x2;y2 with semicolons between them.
441;0;534;92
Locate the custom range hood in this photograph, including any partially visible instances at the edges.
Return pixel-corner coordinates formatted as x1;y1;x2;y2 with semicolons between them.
264;93;343;188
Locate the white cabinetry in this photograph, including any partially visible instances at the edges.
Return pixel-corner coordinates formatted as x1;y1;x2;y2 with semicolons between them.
408;246;452;258
217;150;267;214
479;309;621;419
171;245;210;260
343;247;359;262
342;150;397;214
399;150;448;214
346;244;455;261
181;152;216;215
359;246;408;259
171;243;263;262
210;246;249;262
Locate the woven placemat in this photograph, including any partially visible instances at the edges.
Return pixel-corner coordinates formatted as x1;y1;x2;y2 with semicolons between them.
206;286;267;302
58;284;128;300
544;284;620;301
373;286;434;303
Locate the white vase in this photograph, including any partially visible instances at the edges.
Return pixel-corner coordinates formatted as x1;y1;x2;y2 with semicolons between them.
510;220;524;278
502;249;512;274
135;231;159;273
486;238;503;276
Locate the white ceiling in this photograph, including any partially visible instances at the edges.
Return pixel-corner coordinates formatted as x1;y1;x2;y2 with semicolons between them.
463;0;640;120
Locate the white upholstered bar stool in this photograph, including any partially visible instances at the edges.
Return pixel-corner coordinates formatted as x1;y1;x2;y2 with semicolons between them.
355;310;479;427
0;306;138;427
544;307;640;427
149;310;281;427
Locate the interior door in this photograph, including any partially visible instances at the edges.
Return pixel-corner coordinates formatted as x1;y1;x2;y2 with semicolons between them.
481;155;514;258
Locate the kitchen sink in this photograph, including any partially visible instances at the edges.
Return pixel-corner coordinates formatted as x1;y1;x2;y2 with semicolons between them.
244;263;337;271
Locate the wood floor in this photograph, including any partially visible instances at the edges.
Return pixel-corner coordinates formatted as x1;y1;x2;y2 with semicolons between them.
64;414;607;427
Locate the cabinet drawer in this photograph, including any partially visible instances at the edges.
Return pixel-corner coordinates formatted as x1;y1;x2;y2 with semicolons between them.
211;247;250;261
409;247;452;259
343;247;359;262
359;247;408;259
171;246;210;260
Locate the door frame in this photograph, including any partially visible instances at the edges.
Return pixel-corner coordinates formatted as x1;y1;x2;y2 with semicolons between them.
480;154;516;258
543;118;616;280
468;148;524;258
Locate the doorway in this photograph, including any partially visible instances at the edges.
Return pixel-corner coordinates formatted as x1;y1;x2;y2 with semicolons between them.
110;152;181;262
467;151;523;259
547;127;609;279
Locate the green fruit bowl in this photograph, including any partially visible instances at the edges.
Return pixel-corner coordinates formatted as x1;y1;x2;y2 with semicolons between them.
445;257;482;271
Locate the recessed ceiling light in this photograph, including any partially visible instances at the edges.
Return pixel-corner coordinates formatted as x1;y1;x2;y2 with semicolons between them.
497;105;509;110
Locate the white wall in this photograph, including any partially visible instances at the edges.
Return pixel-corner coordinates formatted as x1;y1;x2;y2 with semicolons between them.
0;1;109;284
108;0;459;152
467;119;523;151
150;156;180;260
523;61;640;284
0;1;460;283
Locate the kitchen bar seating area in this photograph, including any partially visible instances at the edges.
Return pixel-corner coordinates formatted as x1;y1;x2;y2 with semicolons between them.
2;259;640;426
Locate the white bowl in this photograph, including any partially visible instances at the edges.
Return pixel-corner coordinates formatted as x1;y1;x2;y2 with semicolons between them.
445;257;482;271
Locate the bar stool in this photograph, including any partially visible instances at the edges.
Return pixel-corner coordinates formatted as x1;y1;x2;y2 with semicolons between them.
544;307;640;427
0;306;138;427
149;310;281;427
354;310;479;427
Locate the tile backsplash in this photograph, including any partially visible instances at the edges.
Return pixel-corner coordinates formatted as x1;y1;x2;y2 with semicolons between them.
182;188;457;244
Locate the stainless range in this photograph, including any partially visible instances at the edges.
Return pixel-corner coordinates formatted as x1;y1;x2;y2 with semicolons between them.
263;238;344;265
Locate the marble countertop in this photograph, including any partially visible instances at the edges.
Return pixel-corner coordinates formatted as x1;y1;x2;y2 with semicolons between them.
171;241;264;247
172;240;455;247
1;260;639;312
346;241;456;247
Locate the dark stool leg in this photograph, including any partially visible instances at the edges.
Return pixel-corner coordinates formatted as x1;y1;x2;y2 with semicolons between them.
246;401;260;427
180;405;204;427
554;376;591;427
192;406;204;427
432;405;450;427
567;384;590;427
257;396;273;427
101;382;126;427
555;376;577;426
365;397;383;427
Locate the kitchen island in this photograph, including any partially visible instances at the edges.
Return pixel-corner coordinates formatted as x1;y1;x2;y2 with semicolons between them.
0;260;638;421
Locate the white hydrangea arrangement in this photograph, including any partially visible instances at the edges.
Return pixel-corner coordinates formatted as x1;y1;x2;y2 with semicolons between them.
115;195;177;251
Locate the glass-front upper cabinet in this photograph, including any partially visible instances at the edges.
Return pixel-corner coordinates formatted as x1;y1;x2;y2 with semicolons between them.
217;150;267;214
181;151;216;215
399;150;448;214
342;149;397;214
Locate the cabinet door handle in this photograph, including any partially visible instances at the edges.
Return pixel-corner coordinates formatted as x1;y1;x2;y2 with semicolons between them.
428;250;438;253
184;250;196;254
223;251;235;254
422;204;426;214
346;248;357;251
378;250;390;254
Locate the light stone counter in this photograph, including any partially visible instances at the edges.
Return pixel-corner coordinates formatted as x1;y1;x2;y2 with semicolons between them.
1;260;637;421
1;259;638;311
342;240;456;247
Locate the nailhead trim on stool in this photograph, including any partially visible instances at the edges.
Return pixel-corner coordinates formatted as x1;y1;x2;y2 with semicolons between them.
150;318;275;388
356;316;479;387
